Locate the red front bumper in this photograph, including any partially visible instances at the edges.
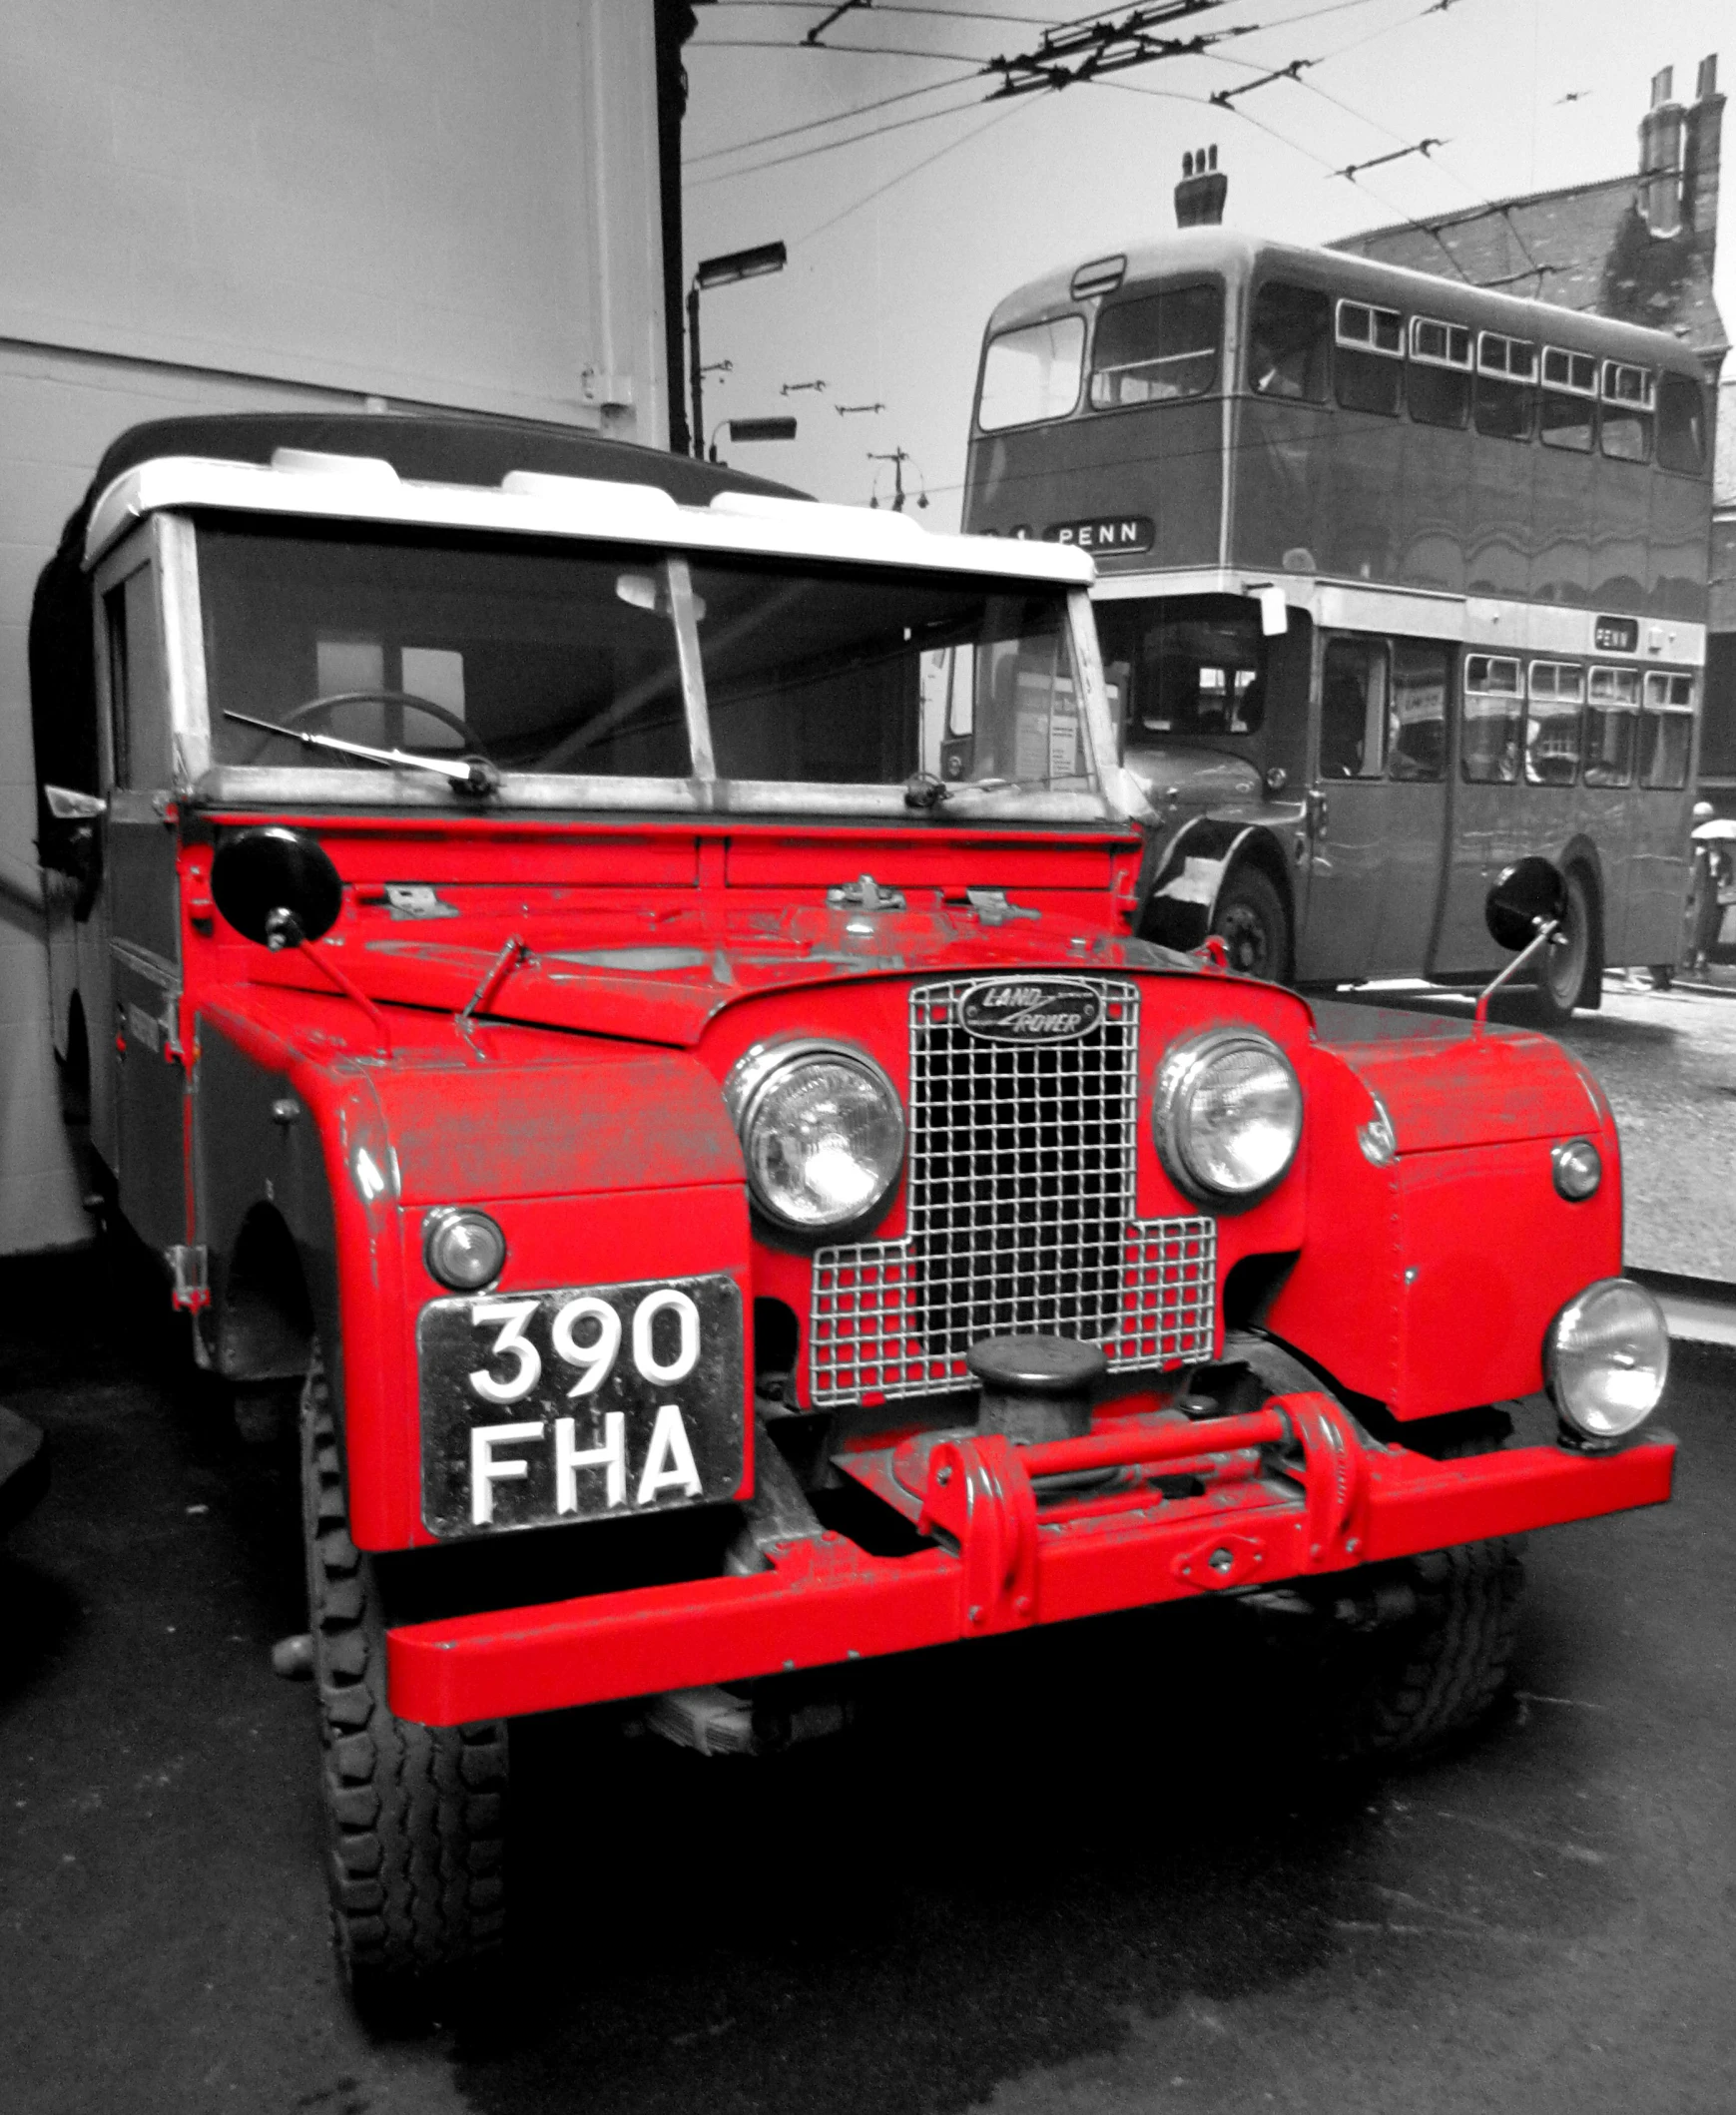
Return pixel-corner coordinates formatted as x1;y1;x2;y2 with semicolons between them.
386;1390;1675;1727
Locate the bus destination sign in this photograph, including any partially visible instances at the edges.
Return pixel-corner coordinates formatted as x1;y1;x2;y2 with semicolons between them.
1043;515;1155;555
1593;614;1640;654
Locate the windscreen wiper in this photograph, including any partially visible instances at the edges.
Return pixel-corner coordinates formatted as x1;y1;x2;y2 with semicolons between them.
223;710;499;797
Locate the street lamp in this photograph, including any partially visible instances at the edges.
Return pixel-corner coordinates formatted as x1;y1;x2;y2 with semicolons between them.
709;415;797;465
688;241;786;461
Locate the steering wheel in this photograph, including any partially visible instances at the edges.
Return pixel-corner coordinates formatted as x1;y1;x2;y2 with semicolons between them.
249;689;494;763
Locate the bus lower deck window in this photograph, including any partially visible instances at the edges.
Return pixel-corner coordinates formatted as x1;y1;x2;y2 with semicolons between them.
1389;641;1448;780
1525;661;1585;786
1320;639;1389;780
1585;666;1639;785
1461;654;1523;783
1639;673;1694;789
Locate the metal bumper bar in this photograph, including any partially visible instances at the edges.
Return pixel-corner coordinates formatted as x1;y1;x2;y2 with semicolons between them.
386;1391;1675;1726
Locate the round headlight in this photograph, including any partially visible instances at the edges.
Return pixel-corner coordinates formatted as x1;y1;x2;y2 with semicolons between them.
727;1042;904;1233
1545;1277;1669;1444
1154;1029;1302;1203
424;1207;506;1292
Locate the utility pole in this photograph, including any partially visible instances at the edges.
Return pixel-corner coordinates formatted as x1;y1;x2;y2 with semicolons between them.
868;446;926;512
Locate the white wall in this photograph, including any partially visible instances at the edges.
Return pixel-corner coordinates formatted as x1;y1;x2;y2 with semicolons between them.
0;0;668;1254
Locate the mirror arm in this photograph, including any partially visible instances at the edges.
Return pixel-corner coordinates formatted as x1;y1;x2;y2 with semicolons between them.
279;941;393;1054
1474;918;1559;1028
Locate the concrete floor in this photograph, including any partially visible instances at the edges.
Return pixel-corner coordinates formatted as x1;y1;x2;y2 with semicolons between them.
2;1240;1731;2115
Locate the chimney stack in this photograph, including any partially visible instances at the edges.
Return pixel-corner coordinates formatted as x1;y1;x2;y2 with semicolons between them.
1682;53;1723;275
1174;145;1227;228
1638;65;1686;234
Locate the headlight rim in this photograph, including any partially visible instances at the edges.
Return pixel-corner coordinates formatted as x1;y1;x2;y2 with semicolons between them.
1543;1274;1669;1447
1153;1026;1303;1208
725;1036;906;1237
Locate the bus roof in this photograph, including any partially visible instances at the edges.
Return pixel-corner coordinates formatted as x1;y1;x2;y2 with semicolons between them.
983;226;1708;377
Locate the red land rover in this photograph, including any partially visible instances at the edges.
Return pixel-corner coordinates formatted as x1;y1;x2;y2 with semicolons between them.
29;414;1674;2006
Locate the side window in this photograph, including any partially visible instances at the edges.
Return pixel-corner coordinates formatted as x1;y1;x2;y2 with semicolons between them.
1584;666;1639;786
1638;673;1694;790
1248;281;1331;401
1461;654;1523;784
1335;299;1404;416
1600;361;1653;462
1088;281;1222;408
1474;331;1536;441
1407;316;1471;428
1525;661;1584;786
1539;346;1596;451
104;566;174;790
1656;372;1708;474
1388;639;1447;781
1319;637;1389;781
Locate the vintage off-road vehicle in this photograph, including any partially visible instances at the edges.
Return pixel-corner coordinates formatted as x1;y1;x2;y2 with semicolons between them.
30;414;1673;2004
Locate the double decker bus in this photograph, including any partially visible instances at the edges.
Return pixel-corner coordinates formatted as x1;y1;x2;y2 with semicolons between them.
962;230;1716;1019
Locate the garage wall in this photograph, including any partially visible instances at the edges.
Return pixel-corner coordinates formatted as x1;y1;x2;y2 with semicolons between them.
0;0;668;1254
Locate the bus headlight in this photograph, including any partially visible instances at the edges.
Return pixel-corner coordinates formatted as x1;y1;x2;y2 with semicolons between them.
727;1041;904;1232
1544;1278;1669;1445
1154;1029;1302;1204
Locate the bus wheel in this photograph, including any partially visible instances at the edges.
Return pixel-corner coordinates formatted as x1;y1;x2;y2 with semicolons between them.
1521;865;1592;1027
300;1344;508;2010
1211;866;1290;983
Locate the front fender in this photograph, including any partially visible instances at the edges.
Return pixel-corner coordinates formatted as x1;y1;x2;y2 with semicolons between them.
1139;810;1305;951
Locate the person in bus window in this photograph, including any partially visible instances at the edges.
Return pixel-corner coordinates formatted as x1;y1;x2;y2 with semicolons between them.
1320;659;1369;778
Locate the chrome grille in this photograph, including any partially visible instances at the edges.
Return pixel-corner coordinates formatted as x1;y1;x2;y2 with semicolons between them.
810;978;1216;1403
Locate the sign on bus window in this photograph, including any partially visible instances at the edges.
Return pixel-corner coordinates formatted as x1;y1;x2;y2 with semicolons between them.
1461;655;1523;784
1525;662;1585;786
1585;666;1639;786
1320;639;1389;781
1639;673;1693;790
977;315;1086;432
1388;641;1447;781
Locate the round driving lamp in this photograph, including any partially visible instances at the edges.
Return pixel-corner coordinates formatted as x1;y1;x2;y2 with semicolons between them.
1552;1137;1602;1201
1154;1029;1302;1204
1544;1277;1669;1446
727;1041;904;1234
424;1207;507;1292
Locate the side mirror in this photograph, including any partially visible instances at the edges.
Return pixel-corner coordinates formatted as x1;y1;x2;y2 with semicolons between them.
211;827;343;949
1485;856;1567;952
43;785;108;821
1251;585;1290;637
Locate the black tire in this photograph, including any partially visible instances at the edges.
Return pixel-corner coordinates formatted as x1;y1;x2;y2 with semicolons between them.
300;1347;508;2002
1210;864;1291;983
1313;1540;1525;1764
1515;864;1593;1027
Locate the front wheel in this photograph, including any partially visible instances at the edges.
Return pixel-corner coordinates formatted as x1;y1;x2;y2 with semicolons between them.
1311;1540;1526;1763
1210;865;1291;983
300;1347;509;2004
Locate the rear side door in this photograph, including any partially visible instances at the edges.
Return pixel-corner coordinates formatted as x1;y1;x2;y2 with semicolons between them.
93;525;189;1257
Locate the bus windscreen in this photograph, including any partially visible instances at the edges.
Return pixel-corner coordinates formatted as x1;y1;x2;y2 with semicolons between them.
1096;598;1263;744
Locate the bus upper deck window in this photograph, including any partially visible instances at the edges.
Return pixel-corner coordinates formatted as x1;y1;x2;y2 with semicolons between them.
1408;316;1472;428
1461;654;1523;784
1335;299;1404;417
1525;660;1585;786
977;314;1087;431
1540;346;1597;450
1656;372;1708;474
1474;331;1536;441
1585;666;1639;786
1088;282;1223;409
1600;362;1654;462
1639;672;1694;789
1249;282;1331;401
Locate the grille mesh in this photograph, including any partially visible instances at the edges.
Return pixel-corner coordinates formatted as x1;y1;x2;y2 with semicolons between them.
810;978;1216;1403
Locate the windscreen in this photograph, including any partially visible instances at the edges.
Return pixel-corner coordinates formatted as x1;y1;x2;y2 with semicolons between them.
195;518;1100;816
201;519;692;777
1094;597;1264;743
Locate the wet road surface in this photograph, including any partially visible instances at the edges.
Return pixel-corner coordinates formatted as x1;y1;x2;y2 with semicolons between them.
2;1246;1731;2115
